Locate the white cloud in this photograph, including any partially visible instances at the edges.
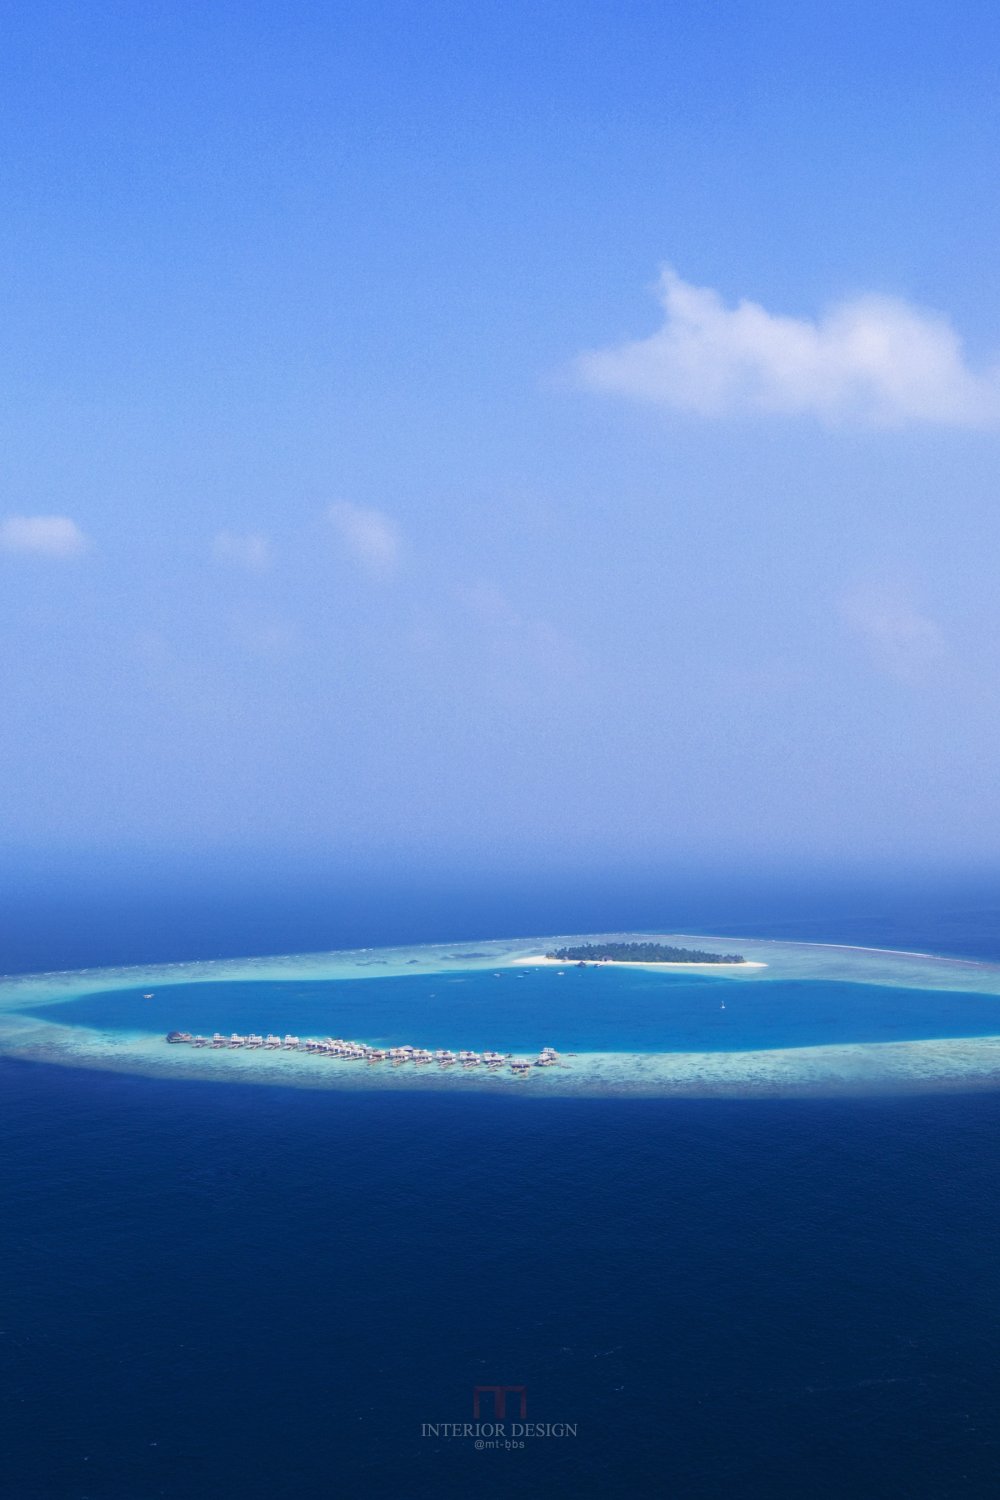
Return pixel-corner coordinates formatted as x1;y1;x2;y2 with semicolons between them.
0;515;89;556
328;502;401;578
228;614;297;659
578;267;1000;427
213;530;269;571
458;581;584;683
840;587;946;681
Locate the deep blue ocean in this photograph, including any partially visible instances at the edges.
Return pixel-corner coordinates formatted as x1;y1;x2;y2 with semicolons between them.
3;876;1000;1498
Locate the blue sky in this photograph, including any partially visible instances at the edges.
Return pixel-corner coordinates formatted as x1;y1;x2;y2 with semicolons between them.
3;1;1000;881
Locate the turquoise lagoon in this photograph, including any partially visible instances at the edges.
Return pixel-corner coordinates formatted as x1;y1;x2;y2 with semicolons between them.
3;932;1000;1096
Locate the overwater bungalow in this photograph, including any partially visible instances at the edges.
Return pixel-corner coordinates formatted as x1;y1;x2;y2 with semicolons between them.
164;1029;564;1076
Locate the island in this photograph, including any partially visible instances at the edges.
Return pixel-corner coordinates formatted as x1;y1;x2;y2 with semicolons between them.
544;942;746;965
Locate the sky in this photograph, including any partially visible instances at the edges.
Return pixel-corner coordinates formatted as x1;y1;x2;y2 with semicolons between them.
3;0;1000;891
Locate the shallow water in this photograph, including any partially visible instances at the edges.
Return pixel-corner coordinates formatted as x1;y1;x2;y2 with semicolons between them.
4;931;1000;1097
30;968;1000;1053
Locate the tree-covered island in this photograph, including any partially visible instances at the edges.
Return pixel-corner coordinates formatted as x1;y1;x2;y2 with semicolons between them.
545;942;746;964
